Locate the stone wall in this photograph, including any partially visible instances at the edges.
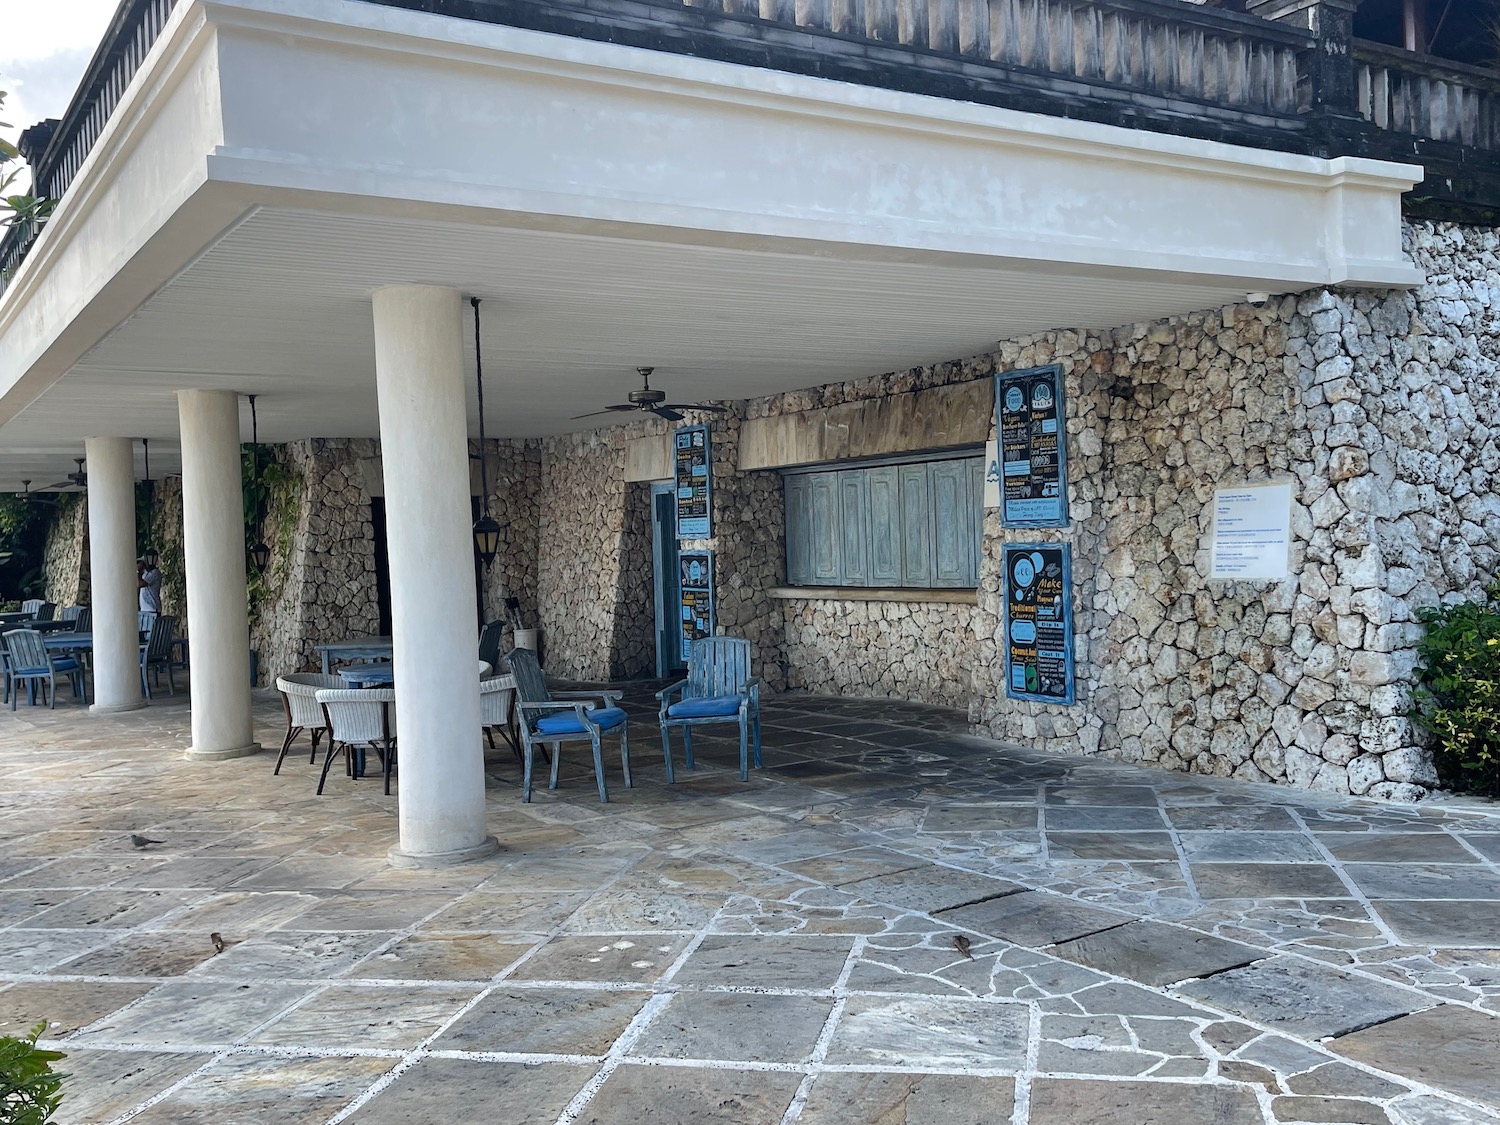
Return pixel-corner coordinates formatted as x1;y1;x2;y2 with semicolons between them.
40;496;87;608
781;598;977;708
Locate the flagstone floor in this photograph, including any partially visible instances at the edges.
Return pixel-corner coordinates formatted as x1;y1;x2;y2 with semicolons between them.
2;682;1500;1124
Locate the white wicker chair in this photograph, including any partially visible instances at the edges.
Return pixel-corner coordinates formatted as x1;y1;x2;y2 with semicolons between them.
274;673;343;775
479;660;492;677
480;674;519;761
315;688;397;795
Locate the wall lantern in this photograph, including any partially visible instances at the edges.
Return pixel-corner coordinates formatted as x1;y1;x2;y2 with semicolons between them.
470;297;500;569
248;395;271;574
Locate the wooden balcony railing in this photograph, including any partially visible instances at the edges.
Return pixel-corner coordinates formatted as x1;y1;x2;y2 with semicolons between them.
1355;39;1500;151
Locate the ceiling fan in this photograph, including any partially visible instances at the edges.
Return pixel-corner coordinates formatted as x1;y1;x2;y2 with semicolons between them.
572;367;729;424
20;459;88;501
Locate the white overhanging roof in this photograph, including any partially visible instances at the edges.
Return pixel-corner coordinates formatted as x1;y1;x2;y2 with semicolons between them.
0;0;1423;484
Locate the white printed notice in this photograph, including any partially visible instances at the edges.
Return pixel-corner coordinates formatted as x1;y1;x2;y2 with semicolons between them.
1210;483;1292;580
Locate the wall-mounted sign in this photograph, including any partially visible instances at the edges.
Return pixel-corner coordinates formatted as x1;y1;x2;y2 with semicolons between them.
679;550;714;658
983;439;1001;508
674;425;713;539
1210;483;1293;580
996;365;1068;527
1002;543;1075;705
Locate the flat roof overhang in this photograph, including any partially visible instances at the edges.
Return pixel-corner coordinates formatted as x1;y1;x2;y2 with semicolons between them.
0;0;1423;484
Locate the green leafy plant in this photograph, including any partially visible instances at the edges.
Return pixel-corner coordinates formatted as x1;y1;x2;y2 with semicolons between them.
1412;580;1500;797
0;84;55;237
0;1022;67;1124
242;446;300;623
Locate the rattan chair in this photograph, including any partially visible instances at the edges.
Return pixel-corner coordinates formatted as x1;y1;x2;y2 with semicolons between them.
274;673;343;774
315;688;397;795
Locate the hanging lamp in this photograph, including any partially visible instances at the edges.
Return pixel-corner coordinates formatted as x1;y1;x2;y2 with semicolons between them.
470;297;501;568
139;438;160;570
247;395;271;574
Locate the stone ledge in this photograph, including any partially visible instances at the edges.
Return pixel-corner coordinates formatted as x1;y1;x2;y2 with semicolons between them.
769;585;978;605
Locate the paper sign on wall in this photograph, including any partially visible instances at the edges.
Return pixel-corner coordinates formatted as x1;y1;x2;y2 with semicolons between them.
983;439;1001;508
1210;483;1293;580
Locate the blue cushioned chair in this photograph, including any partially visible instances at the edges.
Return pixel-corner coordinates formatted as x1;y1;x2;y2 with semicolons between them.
4;628;84;709
657;635;761;782
508;647;631;803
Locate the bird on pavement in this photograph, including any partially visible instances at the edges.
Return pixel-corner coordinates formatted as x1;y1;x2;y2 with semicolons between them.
129;835;163;848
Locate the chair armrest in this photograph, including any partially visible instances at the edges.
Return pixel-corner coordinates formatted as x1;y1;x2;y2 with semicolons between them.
550;690;622;707
655;679;689;702
515;699;584;714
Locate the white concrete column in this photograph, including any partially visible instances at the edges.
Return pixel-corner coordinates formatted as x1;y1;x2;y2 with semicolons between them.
84;437;145;714
372;285;497;868
177;389;259;761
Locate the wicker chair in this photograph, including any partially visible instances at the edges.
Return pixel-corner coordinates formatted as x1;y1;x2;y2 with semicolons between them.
274;673;343;774
480;674;519;761
315;688;397;795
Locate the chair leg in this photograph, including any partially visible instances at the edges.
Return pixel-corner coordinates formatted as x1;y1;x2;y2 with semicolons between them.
166;662;175;696
522;740;535;802
590;732;609;803
549;741;562;790
620;724;632;790
660;723;675;784
382;739;395;796
485;727;496;751
309;727;323;765
48;673;56;709
317;743;343;795
682;726;696;770
141;663;152;702
274;726;302;775
752;708;762;769
738;716;749;782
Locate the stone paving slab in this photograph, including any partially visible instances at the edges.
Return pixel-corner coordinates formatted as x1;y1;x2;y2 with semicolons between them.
630;992;832;1062
824;995;1030;1067
1175;957;1430;1039
1049;920;1265;986
344;1058;592;1123
1332;1004;1500;1109
573;1063;802;1124
1027;1078;1265;1124
797;1072;1016;1123
1370;899;1500;947
937;889;1130;947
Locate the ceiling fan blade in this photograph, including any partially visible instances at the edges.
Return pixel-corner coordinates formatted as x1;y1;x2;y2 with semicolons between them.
43;481;76;492
650;406;685;422
660;403;729;413
570;406;637;419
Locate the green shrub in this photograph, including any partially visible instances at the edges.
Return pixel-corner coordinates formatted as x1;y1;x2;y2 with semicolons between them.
1413;581;1500;797
0;1023;66;1125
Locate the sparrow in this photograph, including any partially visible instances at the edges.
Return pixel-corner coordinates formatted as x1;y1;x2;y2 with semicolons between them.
129;835;163;848
952;934;974;960
210;933;225;954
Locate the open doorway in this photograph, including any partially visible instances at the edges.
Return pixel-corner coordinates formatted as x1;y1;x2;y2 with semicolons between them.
368;495;487;638
651;482;685;678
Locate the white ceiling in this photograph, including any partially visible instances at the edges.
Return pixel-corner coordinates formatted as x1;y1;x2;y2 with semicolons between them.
0;205;1255;486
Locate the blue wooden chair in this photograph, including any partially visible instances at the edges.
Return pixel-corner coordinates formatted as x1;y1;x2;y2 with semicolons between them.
478;619;506;680
73;607;92;634
3;629;84;709
140;614;177;699
507;647;630;803
657;636;761;782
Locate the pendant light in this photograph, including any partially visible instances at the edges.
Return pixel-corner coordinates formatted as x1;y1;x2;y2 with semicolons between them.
139;438;159;570
470;297;501;568
247;395;271;574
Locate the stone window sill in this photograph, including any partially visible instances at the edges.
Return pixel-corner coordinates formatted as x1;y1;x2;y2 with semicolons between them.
767;585;978;605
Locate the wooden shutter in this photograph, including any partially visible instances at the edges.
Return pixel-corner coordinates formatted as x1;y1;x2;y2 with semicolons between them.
838;469;869;586
899;463;933;586
867;465;900;585
930;459;973;586
809;472;841;583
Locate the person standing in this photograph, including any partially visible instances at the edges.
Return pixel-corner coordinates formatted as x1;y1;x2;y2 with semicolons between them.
138;557;162;615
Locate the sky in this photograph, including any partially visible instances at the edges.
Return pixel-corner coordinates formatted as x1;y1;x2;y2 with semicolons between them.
1;0;121;192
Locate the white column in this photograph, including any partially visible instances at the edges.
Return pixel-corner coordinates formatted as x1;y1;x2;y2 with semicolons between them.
177;389;259;761
84;437;145;714
373;285;497;868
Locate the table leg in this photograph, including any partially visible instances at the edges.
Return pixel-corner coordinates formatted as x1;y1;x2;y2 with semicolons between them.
353;747;366;778
322;653;331;675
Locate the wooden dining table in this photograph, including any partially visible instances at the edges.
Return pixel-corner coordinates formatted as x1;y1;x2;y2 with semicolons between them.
314;637;394;675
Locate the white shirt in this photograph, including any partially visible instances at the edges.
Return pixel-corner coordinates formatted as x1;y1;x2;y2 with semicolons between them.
139;569;162;614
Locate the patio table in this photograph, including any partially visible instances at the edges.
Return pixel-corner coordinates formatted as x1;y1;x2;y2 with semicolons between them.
314;637;393;675
44;633;94;653
337;662;394;688
28;620;78;634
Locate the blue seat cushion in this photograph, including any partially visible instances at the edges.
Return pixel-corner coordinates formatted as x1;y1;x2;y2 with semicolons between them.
16;659;78;674
535;706;628;735
667;694;742;719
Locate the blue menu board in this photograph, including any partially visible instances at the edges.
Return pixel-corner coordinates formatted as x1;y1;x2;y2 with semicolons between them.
997;364;1068;527
674;425;712;539
679;550;714;658
1002;543;1075;705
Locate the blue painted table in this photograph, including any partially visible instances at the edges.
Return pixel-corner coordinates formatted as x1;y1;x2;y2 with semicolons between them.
314;637;393;675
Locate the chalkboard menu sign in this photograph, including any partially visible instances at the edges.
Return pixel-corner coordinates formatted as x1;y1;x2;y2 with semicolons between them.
996;365;1068;527
1002;543;1075;705
674;425;712;539
679;550;714;658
